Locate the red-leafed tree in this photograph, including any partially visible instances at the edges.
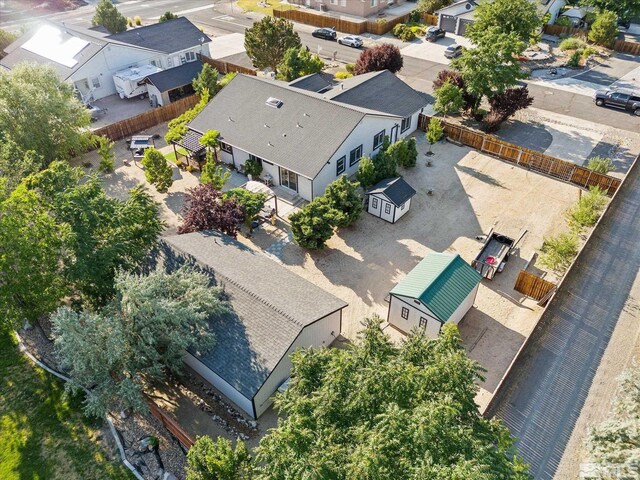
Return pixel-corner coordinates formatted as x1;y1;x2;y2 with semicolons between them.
178;183;244;237
484;86;534;132
354;43;403;75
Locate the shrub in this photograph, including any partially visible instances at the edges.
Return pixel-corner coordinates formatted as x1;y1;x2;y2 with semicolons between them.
323;176;362;228
179;184;244;237
141;147;173;193
588;10;618;48
354;43;403;75
193;64;220;97
426;117;444;151
200;160;231;189
587;156;614;174
243;158;263;178
134;16;142;26
559;37;586;51
539;232;579;273
289;198;337;249
555;16;573;27
567;186;608;231
335;71;353;80
345;63;356;74
159;11;178;23
386;137;417;168
434;79;464;117
485;86;534;131
483;110;505;133
96;135;115;173
432;69;476;113
568;50;582;67
393;24;416;41
356;156;377;188
224;188;267;227
165;90;210;144
276;46;325;82
582;46;598;58
127;17;133;27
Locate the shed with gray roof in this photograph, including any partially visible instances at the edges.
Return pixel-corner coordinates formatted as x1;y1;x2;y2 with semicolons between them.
154;231;348;418
366;177;417;224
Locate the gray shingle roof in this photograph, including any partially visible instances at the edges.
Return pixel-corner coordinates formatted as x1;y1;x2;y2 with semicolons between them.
188;74;374;179
153;231;347;399
367;177;417;207
107;17;211;54
289;72;336;93
322;70;429;118
142;61;203;92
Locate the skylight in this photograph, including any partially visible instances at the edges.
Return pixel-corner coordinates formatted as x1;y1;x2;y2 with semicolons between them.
266;97;283;108
22;25;90;68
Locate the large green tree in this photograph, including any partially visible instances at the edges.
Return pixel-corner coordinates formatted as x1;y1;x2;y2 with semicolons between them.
434;79;465;118
24;161;164;308
323;175;363;228
192;64;221;97
244;16;301;73
92;0;127;33
467;0;541;45
52;267;226;417
588;10;619;47
187;436;255;480
289;198;337;249
256;318;530;479
0;28;18;59
0;135;43;198
581;0;640;19
141;147;174;193
0;63;92;164
276;46;325;82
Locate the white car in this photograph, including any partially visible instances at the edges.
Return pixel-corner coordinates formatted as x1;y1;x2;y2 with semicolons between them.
337;35;363;48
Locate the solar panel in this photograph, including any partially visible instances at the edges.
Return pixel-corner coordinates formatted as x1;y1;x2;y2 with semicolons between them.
22;25;90;68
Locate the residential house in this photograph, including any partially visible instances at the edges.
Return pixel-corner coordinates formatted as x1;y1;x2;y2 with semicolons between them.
388;252;481;337
288;0;406;18
154;231;348;419
436;0;566;35
140;60;203;107
187;70;429;201
0;17;211;102
365;177;416;223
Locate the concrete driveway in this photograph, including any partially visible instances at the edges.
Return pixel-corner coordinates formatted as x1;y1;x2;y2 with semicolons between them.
401;33;473;65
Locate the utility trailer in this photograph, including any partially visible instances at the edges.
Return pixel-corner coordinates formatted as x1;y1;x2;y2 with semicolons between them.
472;229;527;279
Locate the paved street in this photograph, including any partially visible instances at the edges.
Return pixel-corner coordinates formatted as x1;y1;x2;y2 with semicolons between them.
485;158;640;479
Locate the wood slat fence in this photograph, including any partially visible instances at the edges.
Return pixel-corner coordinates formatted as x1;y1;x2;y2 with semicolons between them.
93;95;200;141
199;54;258;76
417;115;621;196
613;39;640;55
514;270;556;302
147;399;194;449
543;24;640;54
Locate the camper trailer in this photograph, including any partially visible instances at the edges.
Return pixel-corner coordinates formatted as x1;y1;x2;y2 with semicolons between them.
113;64;162;99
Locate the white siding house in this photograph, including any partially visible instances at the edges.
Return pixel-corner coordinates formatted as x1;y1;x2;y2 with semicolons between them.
366;177;417;224
156;232;348;419
187;71;429;201
388;253;481;337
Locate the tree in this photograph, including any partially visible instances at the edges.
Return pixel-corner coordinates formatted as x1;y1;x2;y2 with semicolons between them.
434;79;465;117
452;29;527;113
426;117;444;154
201;160;231;189
356;156;377;189
193;64;220;97
386;138;417;168
586;363;640;478
256;317;530;479
0;185;69;329
373;145;398;180
289;198;337;249
199;129;220;162
467;0;541;45
24;161;164;307
159;11;178;23
224;188;267;227
432;69;477;113
0;135;43;198
243;158;263;178
354;43;403;75
52;267;226;417
142;147;174;193
417;0;453;13
187;436;255;480
581;0;640;20
179;183;245;237
0;28;18;59
0;63;92;163
92;0;127;34
588;10;619;47
96;135;115;173
484;86;534;132
244;16;301;73
323;176;363;228
276;46;325;82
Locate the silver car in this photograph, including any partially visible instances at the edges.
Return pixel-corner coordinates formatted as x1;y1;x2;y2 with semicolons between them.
337;35;363;48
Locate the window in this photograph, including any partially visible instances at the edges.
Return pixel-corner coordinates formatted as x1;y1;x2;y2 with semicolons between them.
400;202;405;210
349;145;363;167
385;203;391;214
167;57;174;67
371;0;378;6
336;156;346;175
91;77;101;89
185;51;196;62
419;317;427;328
401;307;409;319
373;130;385;150
249;154;263;163
220;142;232;154
401;116;411;133
371;197;378;209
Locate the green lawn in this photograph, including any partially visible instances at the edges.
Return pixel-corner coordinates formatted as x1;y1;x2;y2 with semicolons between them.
236;0;297;15
0;328;133;480
164;147;188;164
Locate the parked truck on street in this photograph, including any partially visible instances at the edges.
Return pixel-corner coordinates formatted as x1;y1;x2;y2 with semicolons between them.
594;89;640;116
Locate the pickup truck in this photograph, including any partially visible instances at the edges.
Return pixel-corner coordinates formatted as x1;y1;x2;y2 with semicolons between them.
594;90;640;116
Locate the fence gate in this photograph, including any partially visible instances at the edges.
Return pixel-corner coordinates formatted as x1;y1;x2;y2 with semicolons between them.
514;270;556;302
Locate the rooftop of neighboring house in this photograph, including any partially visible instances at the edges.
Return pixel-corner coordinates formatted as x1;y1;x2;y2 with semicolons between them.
153;231;348;399
141;60;203;93
188;71;428;179
391;253;482;322
366;177;417;207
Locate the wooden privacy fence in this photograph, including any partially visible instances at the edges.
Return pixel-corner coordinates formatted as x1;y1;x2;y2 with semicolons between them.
93;95;200;141
147;399;194;449
422;13;438;25
543;24;588;38
199;54;257;76
613;39;640;55
514;270;557;302
417;115;621;196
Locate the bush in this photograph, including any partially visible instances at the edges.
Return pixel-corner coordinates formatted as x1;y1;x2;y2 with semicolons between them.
96;135;115;173
587;156;614;174
426;117;444;150
567;186;608;231
243;158;263;178
335;71;353;79
127;17;133;27
589;10;618;47
141;148;173;193
386;137;417;168
434;79;464;117
393;23;416;41
134;16;142;26
555;16;573;27
165;90;210;144
482;110;505;133
356;156;377;188
345;63;356;74
354;43;403;75
559;37;586;51
432;69;476;113
289;198;337;249
567;50;582;67
224;188;267;226
485;86;534;131
539;232;579;273
159;11;178;23
582;46;598;58
200;160;231;189
323;176;363;228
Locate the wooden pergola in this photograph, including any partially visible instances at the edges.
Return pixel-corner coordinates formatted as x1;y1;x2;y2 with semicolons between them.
171;131;207;169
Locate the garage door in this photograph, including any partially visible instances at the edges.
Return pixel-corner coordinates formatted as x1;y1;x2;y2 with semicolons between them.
439;14;457;33
457;18;475;36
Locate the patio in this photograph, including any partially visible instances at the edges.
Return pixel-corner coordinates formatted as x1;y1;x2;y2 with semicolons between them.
89;94;153;129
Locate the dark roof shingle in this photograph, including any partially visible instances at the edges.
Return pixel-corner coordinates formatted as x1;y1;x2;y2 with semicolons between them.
142;61;203;92
367;177;417;207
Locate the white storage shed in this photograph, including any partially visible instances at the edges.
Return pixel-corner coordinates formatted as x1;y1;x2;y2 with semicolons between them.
366;177;417;224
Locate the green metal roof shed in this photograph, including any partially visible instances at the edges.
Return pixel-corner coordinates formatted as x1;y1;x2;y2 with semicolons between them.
390;252;481;323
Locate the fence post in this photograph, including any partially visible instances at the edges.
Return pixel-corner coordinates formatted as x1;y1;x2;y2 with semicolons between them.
516;148;522;165
584;169;593;189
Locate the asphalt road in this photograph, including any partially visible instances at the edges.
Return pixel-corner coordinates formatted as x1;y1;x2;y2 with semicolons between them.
485;158;640;479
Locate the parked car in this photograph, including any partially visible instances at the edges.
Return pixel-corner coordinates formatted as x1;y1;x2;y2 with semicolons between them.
444;43;463;59
337;35;363;48
312;27;337;40
425;26;445;42
594;89;640;116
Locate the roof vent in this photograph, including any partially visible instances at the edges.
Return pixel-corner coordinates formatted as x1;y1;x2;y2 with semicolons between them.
266;97;283;108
